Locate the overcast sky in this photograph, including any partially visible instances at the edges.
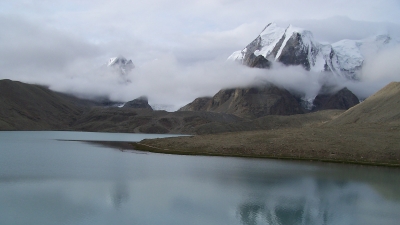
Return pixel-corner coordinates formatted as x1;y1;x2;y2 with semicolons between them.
1;0;400;109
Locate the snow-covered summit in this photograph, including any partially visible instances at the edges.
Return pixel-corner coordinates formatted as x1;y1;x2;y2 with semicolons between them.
228;24;398;80
107;56;135;75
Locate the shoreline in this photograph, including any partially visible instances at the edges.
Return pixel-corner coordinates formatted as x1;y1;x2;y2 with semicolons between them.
131;142;400;167
133;125;400;167
81;139;400;167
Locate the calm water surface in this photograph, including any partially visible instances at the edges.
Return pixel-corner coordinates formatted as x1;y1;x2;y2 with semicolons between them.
1;131;399;225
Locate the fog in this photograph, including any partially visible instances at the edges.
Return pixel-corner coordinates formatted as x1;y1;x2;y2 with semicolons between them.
42;47;400;111
276;16;400;44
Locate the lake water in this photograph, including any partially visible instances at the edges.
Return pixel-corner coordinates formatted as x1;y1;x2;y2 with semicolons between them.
1;131;399;225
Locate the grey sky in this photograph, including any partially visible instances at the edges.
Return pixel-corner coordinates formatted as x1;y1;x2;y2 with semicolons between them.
1;0;399;109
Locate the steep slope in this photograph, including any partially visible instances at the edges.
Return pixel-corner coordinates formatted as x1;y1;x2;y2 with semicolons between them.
228;23;398;80
228;23;332;72
313;87;359;111
0;79;83;130
327;82;400;125
179;83;304;118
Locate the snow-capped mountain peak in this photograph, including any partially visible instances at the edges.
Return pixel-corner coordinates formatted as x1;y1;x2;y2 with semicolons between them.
107;56;135;75
108;56;134;68
228;23;399;80
254;23;286;58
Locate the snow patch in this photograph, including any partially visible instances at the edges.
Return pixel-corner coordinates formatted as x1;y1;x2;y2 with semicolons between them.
255;23;286;57
227;50;244;62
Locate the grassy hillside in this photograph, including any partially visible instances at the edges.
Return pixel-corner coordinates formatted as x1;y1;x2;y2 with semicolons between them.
327;82;400;125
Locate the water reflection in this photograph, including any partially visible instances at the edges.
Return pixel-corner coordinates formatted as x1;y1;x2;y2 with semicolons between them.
1;132;399;225
236;177;399;225
111;182;129;209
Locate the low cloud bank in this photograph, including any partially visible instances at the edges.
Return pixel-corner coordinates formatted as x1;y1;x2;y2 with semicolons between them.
2;46;399;111
49;45;400;111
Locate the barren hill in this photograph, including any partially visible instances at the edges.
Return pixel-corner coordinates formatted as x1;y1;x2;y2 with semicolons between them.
0;79;83;130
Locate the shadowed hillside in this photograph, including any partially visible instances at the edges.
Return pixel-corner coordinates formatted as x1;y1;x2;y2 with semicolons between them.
179;83;304;118
0;79;83;130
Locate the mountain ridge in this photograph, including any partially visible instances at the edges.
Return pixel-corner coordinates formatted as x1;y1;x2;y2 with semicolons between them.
228;23;399;80
179;83;359;118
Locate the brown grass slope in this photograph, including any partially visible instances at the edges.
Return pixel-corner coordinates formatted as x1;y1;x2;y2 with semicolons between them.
0;79;83;130
327;82;400;125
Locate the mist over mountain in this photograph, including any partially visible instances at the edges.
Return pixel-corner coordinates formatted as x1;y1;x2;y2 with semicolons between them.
228;23;399;80
224;22;400;109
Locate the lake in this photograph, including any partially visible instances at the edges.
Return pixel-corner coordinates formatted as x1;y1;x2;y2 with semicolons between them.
1;131;399;225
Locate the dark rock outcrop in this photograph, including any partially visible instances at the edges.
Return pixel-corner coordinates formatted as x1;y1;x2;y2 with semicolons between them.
123;96;153;110
209;84;304;118
180;83;304;118
276;32;314;70
313;87;359;111
245;54;271;68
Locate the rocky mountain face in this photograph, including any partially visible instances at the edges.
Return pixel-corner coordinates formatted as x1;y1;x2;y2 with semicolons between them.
123;96;153;110
228;23;398;80
179;83;304;118
179;83;362;118
313;88;360;111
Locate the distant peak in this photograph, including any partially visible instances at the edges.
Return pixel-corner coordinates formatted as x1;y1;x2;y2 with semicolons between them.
107;56;135;77
107;56;133;67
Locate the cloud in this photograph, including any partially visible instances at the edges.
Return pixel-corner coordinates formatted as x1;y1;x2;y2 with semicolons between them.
346;45;400;99
277;16;400;43
49;55;265;109
0;15;102;84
